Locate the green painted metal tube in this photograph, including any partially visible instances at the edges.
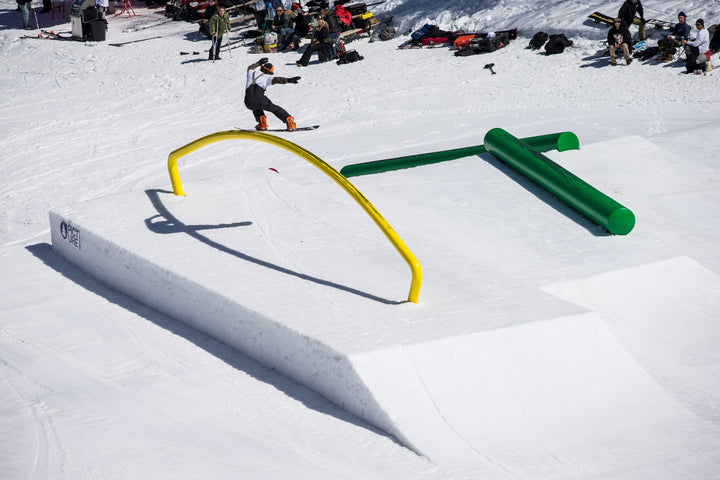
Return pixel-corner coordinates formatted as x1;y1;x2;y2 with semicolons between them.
483;128;635;235
340;132;579;178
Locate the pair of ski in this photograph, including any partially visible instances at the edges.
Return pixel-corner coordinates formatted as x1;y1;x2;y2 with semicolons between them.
21;29;71;40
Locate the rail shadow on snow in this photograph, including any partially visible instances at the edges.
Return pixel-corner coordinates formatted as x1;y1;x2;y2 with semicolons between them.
25;241;401;445
481;154;612;236
144;188;402;304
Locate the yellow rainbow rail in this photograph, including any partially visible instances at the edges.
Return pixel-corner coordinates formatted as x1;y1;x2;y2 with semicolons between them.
167;129;422;303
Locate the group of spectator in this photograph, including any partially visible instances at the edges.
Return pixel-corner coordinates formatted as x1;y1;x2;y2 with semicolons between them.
606;0;716;74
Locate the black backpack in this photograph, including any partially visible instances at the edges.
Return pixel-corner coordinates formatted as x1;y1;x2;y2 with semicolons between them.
529;31;548;50
337;49;364;65
545;34;572;55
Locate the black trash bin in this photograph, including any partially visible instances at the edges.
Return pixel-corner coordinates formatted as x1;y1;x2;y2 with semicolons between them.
90;19;107;41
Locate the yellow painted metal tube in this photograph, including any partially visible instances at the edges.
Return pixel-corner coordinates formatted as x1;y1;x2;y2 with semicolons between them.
167;129;422;303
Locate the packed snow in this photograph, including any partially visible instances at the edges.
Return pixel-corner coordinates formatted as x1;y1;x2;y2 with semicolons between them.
1;0;720;478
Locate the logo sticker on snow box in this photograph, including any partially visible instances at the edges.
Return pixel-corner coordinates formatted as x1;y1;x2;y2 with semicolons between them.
59;221;81;250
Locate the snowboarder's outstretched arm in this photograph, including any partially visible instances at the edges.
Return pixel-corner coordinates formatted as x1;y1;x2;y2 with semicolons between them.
272;76;301;85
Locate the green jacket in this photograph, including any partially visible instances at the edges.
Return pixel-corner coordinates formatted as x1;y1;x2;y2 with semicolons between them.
209;12;231;37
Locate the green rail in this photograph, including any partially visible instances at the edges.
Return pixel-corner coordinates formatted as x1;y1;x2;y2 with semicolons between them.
340;132;580;178
484;128;635;235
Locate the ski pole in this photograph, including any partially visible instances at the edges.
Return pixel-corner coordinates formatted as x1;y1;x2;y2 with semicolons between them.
33;3;41;33
226;17;232;58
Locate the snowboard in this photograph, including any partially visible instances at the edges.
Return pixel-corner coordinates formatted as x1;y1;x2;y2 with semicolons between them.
235;126;319;132
588;11;615;27
645;18;672;30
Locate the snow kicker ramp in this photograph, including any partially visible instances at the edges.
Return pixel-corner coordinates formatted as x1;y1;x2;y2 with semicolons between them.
49;136;720;478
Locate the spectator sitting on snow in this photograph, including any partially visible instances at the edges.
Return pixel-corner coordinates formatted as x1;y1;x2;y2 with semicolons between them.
296;17;332;66
279;5;312;51
607;17;633;66
617;0;647;40
657;11;691;62
322;8;341;43
271;5;293;48
682;18;710;74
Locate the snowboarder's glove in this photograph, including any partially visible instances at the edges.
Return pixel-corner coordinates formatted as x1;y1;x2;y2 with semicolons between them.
288;76;301;83
259;57;269;65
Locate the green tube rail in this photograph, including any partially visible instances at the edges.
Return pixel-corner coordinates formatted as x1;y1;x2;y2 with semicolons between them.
483;128;635;235
340;132;580;178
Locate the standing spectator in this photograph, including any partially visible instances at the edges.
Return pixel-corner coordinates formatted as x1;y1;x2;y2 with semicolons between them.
607;17;633;65
682;18;710;74
208;5;231;60
658;11;691;62
618;0;646;40
17;0;32;29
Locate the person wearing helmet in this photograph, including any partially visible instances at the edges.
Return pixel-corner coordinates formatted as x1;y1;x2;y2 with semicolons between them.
245;58;301;131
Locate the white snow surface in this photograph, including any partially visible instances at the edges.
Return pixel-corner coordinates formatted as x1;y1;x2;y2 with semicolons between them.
2;0;720;478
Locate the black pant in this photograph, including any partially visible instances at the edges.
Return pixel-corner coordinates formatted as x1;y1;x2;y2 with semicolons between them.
244;85;290;122
297;42;332;66
209;35;223;59
684;45;705;73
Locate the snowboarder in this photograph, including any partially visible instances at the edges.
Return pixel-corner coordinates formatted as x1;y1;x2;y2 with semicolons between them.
209;5;231;60
245;58;300;131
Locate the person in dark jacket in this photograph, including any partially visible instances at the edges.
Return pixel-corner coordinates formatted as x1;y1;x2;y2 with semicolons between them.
657;11;691;62
245;58;301;131
199;0;219;38
279;5;312;51
607;17;633;65
296;18;332;66
271;5;293;48
618;0;647;40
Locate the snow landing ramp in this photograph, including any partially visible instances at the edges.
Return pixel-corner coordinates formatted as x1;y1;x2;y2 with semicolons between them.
49;136;720;477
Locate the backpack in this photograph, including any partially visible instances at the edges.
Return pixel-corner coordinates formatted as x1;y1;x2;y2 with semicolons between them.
454;34;478;50
529;31;548;50
544;34;572;55
337;49;364;65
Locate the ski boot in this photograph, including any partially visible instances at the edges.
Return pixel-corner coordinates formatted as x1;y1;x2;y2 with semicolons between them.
255;115;268;131
286;116;296;132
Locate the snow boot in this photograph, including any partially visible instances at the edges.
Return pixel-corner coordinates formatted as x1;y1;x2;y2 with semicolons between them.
255;115;268;131
610;55;617;66
286;116;296;132
625;56;633;65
